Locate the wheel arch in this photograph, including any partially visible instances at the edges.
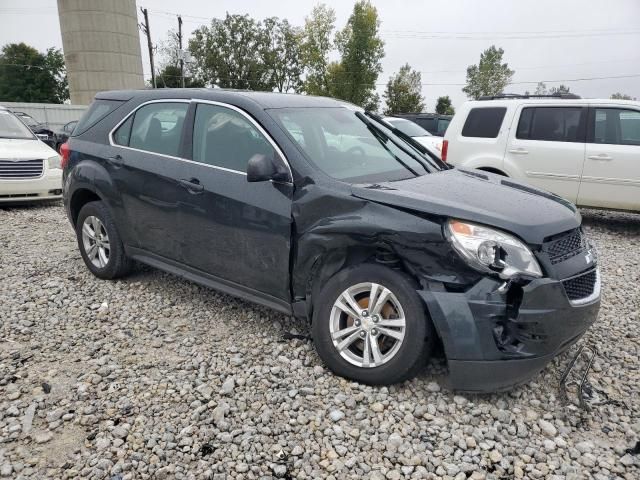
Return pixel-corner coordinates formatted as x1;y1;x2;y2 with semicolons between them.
69;188;103;226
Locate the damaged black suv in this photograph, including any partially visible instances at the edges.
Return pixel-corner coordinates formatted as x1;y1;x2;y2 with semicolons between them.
62;89;600;391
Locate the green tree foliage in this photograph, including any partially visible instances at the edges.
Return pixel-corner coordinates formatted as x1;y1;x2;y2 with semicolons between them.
0;43;68;103
462;45;514;100
531;82;572;96
435;95;455;115
155;65;204;88
610;92;636;100
300;4;336;96
189;14;303;92
262;18;303;93
327;0;384;109
550;84;570;95
383;64;424;114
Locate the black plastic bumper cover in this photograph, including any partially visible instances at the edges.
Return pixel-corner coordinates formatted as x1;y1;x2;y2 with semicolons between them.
419;274;600;392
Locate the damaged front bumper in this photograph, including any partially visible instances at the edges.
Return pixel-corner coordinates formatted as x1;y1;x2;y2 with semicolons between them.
419;270;601;392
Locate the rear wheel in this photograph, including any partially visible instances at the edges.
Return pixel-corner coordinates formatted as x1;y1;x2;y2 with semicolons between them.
76;201;131;279
312;264;433;385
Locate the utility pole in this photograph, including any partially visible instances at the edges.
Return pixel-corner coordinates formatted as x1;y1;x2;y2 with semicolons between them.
140;7;156;88
177;15;185;88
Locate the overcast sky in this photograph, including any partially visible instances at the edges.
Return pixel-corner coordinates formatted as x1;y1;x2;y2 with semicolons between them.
1;0;639;109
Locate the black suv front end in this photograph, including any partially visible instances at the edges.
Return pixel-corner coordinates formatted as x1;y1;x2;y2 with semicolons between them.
421;226;600;392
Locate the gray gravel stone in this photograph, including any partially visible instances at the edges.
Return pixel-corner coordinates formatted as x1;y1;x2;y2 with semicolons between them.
0;205;638;479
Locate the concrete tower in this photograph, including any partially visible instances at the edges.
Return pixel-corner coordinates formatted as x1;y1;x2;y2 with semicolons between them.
57;0;145;105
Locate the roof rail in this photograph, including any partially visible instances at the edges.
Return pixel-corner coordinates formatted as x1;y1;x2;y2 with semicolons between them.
478;93;581;100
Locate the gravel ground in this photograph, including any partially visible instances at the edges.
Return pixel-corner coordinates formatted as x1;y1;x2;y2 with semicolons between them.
0;203;638;480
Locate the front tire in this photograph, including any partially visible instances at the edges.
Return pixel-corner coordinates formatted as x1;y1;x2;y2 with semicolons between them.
76;201;131;279
312;264;433;385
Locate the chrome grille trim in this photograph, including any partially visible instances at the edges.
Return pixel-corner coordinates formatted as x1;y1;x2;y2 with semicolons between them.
0;159;44;179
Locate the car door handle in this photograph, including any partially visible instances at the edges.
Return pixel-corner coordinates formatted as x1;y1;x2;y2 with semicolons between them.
508;148;528;155
179;178;204;194
107;154;124;167
587;154;613;161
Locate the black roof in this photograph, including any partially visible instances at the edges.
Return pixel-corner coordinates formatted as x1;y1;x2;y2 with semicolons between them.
95;88;353;109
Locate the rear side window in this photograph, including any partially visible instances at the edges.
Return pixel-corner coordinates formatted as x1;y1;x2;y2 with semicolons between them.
461;107;506;138
74;99;123;135
416;118;436;132
517;107;585;142
119;102;188;156
592;108;640;146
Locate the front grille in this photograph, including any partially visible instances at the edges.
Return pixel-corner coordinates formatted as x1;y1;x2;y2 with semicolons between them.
562;269;597;301
545;228;586;264
0;159;44;178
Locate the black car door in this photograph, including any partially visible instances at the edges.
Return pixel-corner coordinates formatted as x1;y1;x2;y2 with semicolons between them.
177;101;293;301
108;100;191;261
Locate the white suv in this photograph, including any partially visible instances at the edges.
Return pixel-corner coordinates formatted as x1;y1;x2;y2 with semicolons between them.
443;95;640;212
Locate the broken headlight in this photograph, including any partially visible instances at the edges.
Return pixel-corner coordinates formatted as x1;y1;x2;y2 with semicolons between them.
445;219;542;279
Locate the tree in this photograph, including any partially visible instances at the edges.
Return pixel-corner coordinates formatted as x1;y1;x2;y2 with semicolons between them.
262;18;303;93
383;64;424;114
155;65;204;88
611;92;636;100
462;45;514;100
534;82;547;95
0;43;68;103
189;14;273;90
327;0;385;109
549;84;570;95
435;96;454;115
300;4;336;96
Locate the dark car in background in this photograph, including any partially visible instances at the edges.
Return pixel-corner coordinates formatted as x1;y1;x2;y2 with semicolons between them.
395;112;452;137
54;120;78;152
62;89;600;391
12;111;55;148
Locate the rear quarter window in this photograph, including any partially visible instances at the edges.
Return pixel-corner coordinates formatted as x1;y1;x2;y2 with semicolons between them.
73;99;124;136
461;107;506;138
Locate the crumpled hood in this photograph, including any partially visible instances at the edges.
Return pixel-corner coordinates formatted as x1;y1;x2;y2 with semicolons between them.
351;168;581;245
0;138;56;159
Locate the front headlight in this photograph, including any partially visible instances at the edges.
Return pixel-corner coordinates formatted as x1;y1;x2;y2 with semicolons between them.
47;155;61;169
445;219;543;279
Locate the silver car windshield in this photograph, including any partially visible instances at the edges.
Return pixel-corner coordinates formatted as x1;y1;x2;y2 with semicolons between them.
0;111;36;139
270;107;435;183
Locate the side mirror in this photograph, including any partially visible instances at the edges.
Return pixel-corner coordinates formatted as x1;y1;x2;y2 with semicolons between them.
247;153;290;183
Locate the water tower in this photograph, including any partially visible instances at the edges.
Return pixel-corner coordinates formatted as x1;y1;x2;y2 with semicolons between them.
57;0;145;105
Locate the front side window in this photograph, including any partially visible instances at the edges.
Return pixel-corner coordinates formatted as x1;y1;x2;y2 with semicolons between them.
117;102;188;156
192;103;275;172
0;110;35;139
516;107;585;142
270;107;431;183
592;108;640;146
461;107;506;138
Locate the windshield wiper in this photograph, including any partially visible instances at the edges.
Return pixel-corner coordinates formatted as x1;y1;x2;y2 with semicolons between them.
356;112;436;175
354;111;420;177
364;111;452;170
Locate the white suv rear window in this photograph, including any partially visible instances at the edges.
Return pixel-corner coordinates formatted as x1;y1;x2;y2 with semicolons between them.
461;107;506;138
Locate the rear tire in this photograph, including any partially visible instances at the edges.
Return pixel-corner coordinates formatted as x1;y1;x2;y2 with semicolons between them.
312;264;433;385
76;201;131;279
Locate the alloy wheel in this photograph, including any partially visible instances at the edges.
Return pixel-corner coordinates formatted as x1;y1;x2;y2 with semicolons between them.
81;215;110;268
329;282;406;368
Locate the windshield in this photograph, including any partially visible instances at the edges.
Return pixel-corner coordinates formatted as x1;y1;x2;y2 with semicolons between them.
0;110;36;139
270;107;434;183
16;113;39;128
386;118;432;137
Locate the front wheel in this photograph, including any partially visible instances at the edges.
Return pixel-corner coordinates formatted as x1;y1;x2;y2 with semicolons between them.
312;264;433;385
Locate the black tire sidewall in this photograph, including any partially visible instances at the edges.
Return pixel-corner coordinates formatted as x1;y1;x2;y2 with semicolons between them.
312;264;431;385
76;201;128;279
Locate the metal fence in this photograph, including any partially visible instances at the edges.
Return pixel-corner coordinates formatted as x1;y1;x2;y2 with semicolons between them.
0;102;88;131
